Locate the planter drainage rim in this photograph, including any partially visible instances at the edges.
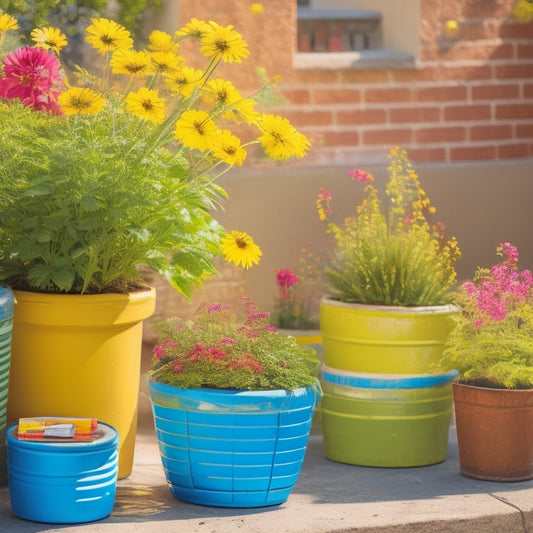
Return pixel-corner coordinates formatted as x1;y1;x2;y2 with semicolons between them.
321;365;459;389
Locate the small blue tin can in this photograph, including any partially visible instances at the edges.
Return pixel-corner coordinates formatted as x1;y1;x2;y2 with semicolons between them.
7;421;119;523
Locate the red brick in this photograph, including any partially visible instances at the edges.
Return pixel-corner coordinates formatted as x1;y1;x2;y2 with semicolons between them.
407;147;447;163
362;128;414;145
321;130;360;147
286;70;339;84
499;22;533;40
415;127;466;143
364;88;412;104
389;107;441;123
313;88;361;105
280;88;311;105
496;104;533;120
437;42;514;62
393;65;492;83
337;109;387;126
450;145;497;161
470;124;513;141
498;143;530;159
516;123;533;138
444;105;491;121
280;110;333;127
494;64;533;80
472;84;520;100
340;71;390;84
518;44;533;60
525;84;533;98
415;86;467;102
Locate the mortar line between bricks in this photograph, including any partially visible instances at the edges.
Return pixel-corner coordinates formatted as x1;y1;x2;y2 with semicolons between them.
489;493;527;533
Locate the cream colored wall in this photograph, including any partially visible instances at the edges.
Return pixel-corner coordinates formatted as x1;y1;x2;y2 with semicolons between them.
213;159;533;313
311;0;421;56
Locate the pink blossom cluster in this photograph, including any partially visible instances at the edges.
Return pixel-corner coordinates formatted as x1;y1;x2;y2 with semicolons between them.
348;168;374;184
0;46;64;114
276;268;299;300
463;242;533;326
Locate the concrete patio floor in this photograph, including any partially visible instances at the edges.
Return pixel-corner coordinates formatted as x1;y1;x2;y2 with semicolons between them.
0;345;532;533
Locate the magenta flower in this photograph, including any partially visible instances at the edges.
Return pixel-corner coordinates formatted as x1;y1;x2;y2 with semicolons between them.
276;268;299;300
348;169;374;184
0;46;64;114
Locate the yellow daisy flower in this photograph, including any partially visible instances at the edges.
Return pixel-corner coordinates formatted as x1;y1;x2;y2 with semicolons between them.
202;78;241;107
86;18;133;54
125;87;166;124
174;110;218;152
201;22;249;63
258;114;310;161
211;130;247;167
148;30;179;53
0;13;19;34
164;66;204;98
513;0;533;23
226;97;260;125
150;51;183;74
110;48;153;77
221;231;262;269
31;27;68;53
174;18;210;40
58;87;106;115
250;3;264;15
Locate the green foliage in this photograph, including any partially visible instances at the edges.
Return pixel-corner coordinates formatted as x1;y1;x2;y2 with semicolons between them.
319;147;460;306
0;101;224;294
150;298;322;391
437;245;533;389
440;306;533;389
0;0;157;35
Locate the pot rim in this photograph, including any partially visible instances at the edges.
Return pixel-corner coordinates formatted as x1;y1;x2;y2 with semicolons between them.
453;381;533;393
320;295;458;315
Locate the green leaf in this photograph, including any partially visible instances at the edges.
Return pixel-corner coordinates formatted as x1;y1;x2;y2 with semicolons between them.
80;196;103;211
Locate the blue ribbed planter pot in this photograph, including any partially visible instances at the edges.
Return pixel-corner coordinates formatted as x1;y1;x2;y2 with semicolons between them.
149;380;321;508
0;287;14;485
7;422;119;523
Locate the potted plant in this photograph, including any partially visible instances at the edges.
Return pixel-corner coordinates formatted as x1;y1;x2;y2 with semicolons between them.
438;242;533;481
0;14;308;477
316;146;461;467
317;147;461;373
149;297;322;508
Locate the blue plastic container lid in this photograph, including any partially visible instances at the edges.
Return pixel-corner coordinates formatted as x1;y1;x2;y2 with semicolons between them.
0;287;14;321
321;365;459;389
7;421;118;451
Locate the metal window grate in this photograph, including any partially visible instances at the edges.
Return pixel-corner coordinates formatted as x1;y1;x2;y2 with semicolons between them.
297;7;381;52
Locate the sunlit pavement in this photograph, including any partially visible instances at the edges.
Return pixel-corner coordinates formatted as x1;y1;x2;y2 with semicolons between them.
0;359;532;532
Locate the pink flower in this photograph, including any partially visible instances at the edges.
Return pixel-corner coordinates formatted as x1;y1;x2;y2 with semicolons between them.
498;242;519;263
152;345;165;359
276;268;298;300
276;268;298;288
348;169;374;184
265;324;278;332
0;46;64;114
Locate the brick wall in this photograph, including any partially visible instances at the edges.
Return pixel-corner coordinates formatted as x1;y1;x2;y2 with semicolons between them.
173;0;533;165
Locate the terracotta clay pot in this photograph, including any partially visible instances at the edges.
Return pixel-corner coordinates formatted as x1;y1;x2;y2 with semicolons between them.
453;382;533;481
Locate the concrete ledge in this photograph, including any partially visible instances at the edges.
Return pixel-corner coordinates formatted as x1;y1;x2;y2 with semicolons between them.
293;50;417;70
1;373;532;532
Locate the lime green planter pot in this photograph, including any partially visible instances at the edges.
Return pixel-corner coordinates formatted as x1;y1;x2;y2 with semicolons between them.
320;297;458;374
320;366;458;467
7;288;156;479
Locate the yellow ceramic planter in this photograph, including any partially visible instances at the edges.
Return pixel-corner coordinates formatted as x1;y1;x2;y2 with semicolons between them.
7;288;156;478
320;297;457;374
